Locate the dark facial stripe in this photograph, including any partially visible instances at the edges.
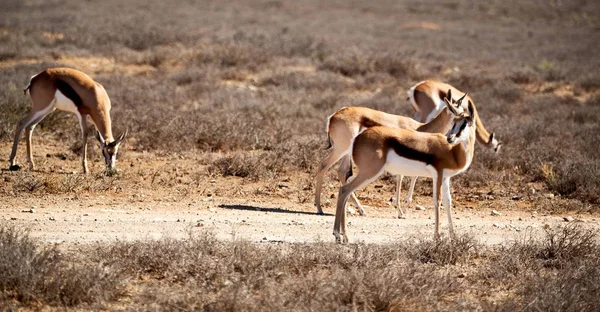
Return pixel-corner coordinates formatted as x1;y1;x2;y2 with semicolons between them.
55;79;83;107
386;138;436;165
455;120;467;138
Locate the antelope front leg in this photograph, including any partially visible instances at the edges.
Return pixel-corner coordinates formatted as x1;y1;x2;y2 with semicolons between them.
441;177;455;238
79;114;89;174
433;174;442;239
394;175;405;219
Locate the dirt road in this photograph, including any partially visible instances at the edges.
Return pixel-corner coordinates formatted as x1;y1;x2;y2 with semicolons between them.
2;191;596;247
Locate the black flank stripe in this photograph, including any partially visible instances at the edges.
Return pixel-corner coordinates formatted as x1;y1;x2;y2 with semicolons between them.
360;117;382;128
56;79;83;107
386;138;436;165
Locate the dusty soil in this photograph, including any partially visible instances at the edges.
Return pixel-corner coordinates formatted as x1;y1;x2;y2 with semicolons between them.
2;143;598;248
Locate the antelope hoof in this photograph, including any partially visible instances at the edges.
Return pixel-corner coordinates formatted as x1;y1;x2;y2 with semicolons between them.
333;232;342;244
9;164;22;171
397;215;407;220
346;206;357;215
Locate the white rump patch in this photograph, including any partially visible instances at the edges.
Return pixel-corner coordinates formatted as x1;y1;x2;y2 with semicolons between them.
385;151;435;178
54;90;80;114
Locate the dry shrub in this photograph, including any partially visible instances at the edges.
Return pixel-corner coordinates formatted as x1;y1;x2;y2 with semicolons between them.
208;151;281;179
484;224;599;311
0;226;124;308
536;223;598;266
96;232;460;310
319;50;419;81
407;232;480;265
519;257;600;312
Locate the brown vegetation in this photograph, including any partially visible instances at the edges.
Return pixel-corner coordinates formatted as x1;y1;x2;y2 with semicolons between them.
1;0;599;309
1;225;598;310
2;0;599;205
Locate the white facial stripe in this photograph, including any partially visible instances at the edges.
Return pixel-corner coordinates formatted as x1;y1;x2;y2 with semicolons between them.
54;90;79;114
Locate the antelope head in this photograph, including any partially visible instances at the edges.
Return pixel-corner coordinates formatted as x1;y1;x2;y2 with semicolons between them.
444;93;473;144
96;130;128;171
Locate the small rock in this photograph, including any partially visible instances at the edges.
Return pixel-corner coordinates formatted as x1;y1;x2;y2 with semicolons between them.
512;195;521;200
530;188;536;194
49;216;56;221
545;193;555;199
10;217;17;221
415;205;426;211
491;210;501;216
493;223;503;228
457;273;467;278
22;208;35;213
202;196;213;202
196;222;204;227
563;216;575;222
209;179;217;183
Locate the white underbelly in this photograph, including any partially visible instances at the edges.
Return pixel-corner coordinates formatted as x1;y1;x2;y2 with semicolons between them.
384;151;435;177
54;90;80;114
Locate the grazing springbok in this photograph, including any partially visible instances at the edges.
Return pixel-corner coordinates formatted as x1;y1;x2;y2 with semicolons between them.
333;98;476;244
315;90;466;216
8;68;127;174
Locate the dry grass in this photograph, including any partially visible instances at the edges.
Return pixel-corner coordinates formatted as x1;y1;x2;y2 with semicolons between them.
2;0;599;207
1;225;598;310
0;226;125;308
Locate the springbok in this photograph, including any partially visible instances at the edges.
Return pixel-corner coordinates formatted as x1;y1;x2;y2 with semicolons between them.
333;98;476;244
388;81;501;215
8;68;127;174
315;90;467;216
408;80;500;151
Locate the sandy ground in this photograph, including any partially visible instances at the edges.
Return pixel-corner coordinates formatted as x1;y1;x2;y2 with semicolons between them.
2;188;598;247
1;143;598;248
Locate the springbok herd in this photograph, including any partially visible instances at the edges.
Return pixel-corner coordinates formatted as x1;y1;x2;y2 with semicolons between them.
9;67;501;244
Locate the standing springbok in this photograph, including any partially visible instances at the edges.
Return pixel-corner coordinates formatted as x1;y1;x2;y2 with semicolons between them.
8;68;127;174
315;90;467;216
333;98;476;243
387;81;502;216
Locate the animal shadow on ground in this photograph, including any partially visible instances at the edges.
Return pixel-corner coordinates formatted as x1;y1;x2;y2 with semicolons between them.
219;204;333;216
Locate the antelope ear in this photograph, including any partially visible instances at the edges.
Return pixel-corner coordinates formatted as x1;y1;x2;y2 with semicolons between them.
116;129;128;143
446;89;452;102
489;132;495;142
95;130;105;145
109;129;128;147
467;100;475;122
